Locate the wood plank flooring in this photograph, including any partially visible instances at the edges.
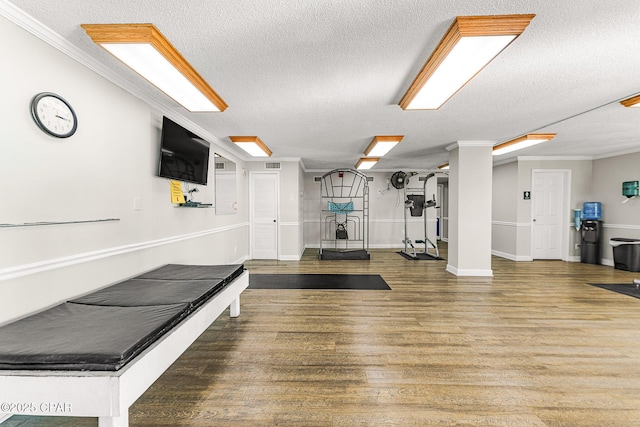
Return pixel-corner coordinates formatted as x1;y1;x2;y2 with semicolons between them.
7;245;640;426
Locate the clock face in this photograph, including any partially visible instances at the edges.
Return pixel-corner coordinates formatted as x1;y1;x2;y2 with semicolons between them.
30;92;77;138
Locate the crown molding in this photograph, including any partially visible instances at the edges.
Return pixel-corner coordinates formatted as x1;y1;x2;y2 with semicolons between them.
446;140;495;151
0;1;245;159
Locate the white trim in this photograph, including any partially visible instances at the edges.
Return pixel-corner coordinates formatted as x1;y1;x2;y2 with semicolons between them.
518;156;594;161
446;264;493;277
593;147;640;160
446;140;495;151
602;257;614;267
491;250;533;262
492;221;531;228
602;223;640;231
279;221;300;227
491;221;524;227
279;246;305;262
304;218;436;225
0;223;248;282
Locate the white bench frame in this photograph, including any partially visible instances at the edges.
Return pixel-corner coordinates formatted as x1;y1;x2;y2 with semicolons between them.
0;270;249;427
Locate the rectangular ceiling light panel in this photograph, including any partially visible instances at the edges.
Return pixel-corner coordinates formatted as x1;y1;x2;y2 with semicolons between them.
400;14;535;110
620;94;640;108
82;24;228;112
364;136;403;157
230;136;272;157
355;158;380;170
492;133;556;156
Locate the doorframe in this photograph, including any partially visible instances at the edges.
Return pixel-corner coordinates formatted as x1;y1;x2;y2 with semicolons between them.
530;169;572;261
249;171;280;260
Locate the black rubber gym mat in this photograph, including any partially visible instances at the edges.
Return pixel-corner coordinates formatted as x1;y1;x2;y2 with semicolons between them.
588;283;640;299
248;274;390;290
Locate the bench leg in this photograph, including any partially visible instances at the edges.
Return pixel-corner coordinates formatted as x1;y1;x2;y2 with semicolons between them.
229;296;240;318
99;412;129;427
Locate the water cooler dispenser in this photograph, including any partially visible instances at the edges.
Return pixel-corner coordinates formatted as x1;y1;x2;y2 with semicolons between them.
580;202;602;264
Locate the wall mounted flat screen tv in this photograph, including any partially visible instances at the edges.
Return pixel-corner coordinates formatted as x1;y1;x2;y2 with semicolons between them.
158;116;210;185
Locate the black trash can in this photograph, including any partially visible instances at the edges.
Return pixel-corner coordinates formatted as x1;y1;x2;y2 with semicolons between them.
581;220;602;264
610;238;640;272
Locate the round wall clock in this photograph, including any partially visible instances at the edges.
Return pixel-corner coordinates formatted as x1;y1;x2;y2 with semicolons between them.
30;92;78;138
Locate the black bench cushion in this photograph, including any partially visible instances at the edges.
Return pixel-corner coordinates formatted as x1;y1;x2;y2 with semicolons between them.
136;263;244;282
69;278;225;307
0;264;245;371
0;302;188;371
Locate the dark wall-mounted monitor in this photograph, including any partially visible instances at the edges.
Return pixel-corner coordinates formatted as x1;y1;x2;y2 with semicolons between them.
158;116;210;185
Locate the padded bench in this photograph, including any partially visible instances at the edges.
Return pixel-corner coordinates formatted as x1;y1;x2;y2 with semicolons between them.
0;263;248;426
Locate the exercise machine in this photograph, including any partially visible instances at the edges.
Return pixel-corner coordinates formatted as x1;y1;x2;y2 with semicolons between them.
391;171;445;260
319;168;370;260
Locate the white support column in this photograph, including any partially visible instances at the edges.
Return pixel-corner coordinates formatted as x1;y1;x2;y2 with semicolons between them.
445;141;494;276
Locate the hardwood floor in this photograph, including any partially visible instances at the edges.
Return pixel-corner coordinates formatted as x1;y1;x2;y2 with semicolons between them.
7;245;640;426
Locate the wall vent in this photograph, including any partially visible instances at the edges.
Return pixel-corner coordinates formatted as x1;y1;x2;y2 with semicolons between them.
265;162;281;170
215;162;225;170
314;176;322;182
367;176;374;181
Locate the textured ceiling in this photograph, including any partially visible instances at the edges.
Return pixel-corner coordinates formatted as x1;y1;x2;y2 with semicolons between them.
6;0;640;170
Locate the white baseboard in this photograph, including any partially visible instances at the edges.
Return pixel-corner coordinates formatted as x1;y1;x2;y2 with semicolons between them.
491;250;533;262
446;264;493;277
602;257;614;267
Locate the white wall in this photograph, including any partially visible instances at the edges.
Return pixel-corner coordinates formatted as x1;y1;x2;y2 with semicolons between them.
303;171;443;250
516;158;592;261
493;154;639;265
245;160;304;260
592;152;640;264
0;16;248;325
492;162;519;259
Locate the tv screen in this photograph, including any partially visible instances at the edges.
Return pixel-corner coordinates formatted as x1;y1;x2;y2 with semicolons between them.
158;116;210;185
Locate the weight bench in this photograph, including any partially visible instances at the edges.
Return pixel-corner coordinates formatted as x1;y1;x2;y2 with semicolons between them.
0;264;248;426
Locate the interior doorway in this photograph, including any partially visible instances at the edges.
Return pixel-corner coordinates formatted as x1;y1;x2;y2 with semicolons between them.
249;171;279;259
531;169;570;260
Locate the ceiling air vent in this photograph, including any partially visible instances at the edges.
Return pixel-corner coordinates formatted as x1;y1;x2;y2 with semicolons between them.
265;162;281;170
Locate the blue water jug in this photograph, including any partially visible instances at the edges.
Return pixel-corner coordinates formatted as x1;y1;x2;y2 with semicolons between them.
582;202;602;220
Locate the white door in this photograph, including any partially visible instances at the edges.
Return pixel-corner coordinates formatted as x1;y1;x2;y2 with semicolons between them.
532;171;565;259
250;172;279;259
